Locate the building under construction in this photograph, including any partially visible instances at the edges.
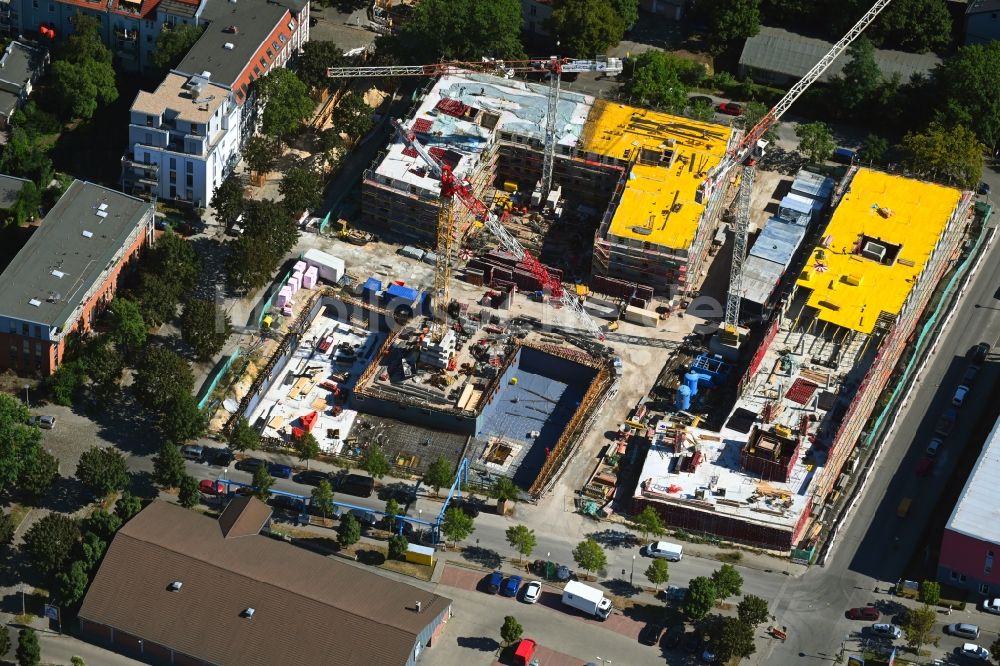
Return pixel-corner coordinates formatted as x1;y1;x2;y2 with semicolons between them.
361;73;735;295
633;168;973;552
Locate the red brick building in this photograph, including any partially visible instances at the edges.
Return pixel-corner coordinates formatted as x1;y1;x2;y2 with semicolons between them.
0;180;154;375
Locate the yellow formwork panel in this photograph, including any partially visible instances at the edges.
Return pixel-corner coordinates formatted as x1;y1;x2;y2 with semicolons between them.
580;99;733;250
795;168;962;334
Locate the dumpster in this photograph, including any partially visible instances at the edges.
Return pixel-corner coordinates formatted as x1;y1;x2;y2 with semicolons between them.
513;639;537;666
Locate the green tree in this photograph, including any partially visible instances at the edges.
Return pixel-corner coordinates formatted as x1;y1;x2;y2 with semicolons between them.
145;230;201;293
75;446;130;497
866;0;951;52
901;604;939;652
919;580;941;606
360;443;390;479
152;24;204;70
684;576;717;621
703;0;761;54
0;511;15;555
610;0;639;30
384;498;401;528
229;417;260;453
211;173;246;230
644;558;670;591
178;474;200;508
549;0;624;58
571;538;607;578
623;50;690;111
331;93;374;144
297;41;347;91
394;0;524;63
158;392;206;443
388;533;409;560
115;492;143;522
77;532;107;571
71;657;85;666
423;456;453;496
296;432;322;470
688;99;717;122
56;560;90;605
152;441;186;488
43;361;84;407
860;133;890;165
180;298;232;361
252;464;274;501
256;68;314;139
0;394;41;493
337;513;361;547
134;271;180;328
441;506;475;546
225;236;277;293
243;135;281;180
990;637;1000;665
901;121;984;188
22;513;80;578
934;41;1000;150
711;564;744;600
505;524;537;562
16;627;39;666
500;615;523;647
0;624;9;662
18;447;59;503
830;37;882;115
279;165;322;216
0;128;53;187
629;506;665;541
82;509;121;541
795;121;836;163
106;297;147;353
491;476;519;502
240;198;299;255
50;15;117;121
737;594;769;627
8;181;41;225
311;480;335;520
79;337;125;405
708;615;756;662
133;345;194;413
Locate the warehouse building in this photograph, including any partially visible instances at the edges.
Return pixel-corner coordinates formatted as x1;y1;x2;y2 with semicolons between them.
79;499;453;666
938;413;1000;596
0;180;154;375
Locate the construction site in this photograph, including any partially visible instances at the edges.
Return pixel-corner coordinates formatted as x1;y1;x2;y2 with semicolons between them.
631;167;973;552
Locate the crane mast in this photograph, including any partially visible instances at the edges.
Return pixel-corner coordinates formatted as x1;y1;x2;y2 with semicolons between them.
717;0;894;340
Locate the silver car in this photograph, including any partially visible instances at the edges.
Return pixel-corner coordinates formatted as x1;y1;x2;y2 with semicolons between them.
29;415;56;429
980;598;1000;615
871;623;901;639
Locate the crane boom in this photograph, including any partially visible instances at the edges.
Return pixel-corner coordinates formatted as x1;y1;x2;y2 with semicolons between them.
719;0;894;336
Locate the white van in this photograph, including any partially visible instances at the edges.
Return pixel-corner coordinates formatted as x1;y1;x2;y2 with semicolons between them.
646;541;683;561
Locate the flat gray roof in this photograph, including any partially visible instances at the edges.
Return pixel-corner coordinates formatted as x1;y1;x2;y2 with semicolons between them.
946;412;1000;545
176;0;302;89
0;174;29;210
740;26;942;83
0;180;151;329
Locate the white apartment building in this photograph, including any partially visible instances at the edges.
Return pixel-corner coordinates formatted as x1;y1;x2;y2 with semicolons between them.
122;72;239;207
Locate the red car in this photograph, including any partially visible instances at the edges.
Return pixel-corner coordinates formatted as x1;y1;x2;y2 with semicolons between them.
915;457;934;477
199;479;225;495
717;102;743;116
846;606;880;620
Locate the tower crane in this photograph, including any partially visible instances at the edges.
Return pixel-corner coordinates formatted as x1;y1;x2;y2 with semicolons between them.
391;118;607;342
708;0;893;349
327;56;623;199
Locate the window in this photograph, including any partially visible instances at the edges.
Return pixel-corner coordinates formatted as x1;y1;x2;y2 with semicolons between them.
33;325;41;338
186;174;193;187
32;0;37;8
49;2;54;11
186;161;193;174
981;583;990;594
279;34;287;43
259;56;266;67
169;171;176;183
272;40;279;50
236;90;244;102
21;323;28;335
987;552;994;575
170;157;177;169
145;132;152;145
266;48;273;59
530;5;536;15
147;35;152;43
252;65;260;76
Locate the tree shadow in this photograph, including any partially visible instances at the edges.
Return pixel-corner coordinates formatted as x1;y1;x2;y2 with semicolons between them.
601;577;641;599
356;548;386;565
36;476;90;515
455;636;501;652
585;528;640;550
86;392;162;457
461;546;502;570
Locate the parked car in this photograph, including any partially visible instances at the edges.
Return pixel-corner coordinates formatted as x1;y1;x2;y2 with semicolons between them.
970;342;991;365
486;571;503;594
962;365;979;385
915;457;934;477
522;580;542;604
639;624;665;646
181;444;204;461
502;575;523;597
689;95;713;107
935;408;958;437
294;470;331;486
871;623;902;639
946;623;980;639
198;479;225;495
234;457;266;473
268;463;293;479
337;473;374;498
717;102;743;115
980;598;1000;614
269;494;303;514
977;181;991;196
206;449;235;467
847;607;880;620
926;438;943;456
959;643;990;660
450;496;481;518
953;385;970;407
348;508;377;527
29;415;56;429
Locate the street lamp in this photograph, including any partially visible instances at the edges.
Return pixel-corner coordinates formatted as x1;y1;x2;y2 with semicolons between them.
138;639;144;655
23;384;29;405
630;555;636;587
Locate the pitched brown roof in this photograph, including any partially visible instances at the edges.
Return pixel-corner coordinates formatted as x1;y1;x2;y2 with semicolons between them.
218;496;271;538
79;501;452;666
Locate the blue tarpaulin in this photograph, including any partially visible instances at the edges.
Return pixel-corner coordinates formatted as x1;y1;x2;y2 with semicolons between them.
362;277;382;298
385;283;419;303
